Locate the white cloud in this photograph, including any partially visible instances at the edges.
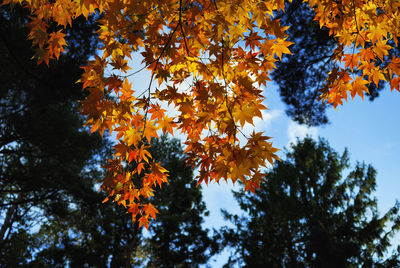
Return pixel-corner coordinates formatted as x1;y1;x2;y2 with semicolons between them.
287;121;318;145
259;109;283;130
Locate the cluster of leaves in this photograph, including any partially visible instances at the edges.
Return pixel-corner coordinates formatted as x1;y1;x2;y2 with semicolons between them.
313;0;400;106
5;0;400;226
271;0;394;126
220;137;400;267
1;7;216;266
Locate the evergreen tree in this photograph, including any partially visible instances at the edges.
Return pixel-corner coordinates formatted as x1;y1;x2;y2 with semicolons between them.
0;5;109;266
221;137;400;267
32;137;217;267
145;137;218;267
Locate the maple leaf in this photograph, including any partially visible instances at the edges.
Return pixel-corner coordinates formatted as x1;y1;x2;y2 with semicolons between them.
343;54;359;71
390;77;400;92
158;116;176;135
369;68;386;87
148;104;166;121
138;145;152;163
138;215;150;230
374;40;392;60
271;38;293;60
90;119;102;133
142;203;158;219
125;128;141;147
149;162;168;187
128;203;140;218
233;104;254;127
350;77;369;100
143;123;159;143
389;57;400;76
48;30;67;59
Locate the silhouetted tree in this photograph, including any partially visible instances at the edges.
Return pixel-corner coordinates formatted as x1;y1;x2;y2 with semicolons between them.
145;137;218;267
221;137;400;267
0;5;109;266
31;137;217;267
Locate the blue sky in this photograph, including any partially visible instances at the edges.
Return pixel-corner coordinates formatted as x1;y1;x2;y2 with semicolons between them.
201;82;400;266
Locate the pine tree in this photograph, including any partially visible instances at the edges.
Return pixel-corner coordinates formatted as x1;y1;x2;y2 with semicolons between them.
221;137;400;267
32;137;217;267
0;5;109;265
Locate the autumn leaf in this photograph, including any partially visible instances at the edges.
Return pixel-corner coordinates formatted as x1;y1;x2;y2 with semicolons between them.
350;77;369;100
374;40;392;60
271;38;293;60
390;77;400;92
143;123;159;144
343;54;359;71
138;215;150;230
142;203;158;220
233;104;255;127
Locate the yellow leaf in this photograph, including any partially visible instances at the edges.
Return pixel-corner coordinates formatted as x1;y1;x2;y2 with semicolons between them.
350;77;369;100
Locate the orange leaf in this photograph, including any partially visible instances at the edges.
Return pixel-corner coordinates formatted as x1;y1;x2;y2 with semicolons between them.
350;77;369;100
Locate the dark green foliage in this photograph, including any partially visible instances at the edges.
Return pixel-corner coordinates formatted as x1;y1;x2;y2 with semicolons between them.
0;4;110;266
145;137;218;267
221;137;400;267
30;189;142;267
272;0;385;126
30;137;217;267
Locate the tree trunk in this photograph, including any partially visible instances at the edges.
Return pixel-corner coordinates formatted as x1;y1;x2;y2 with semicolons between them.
0;192;23;245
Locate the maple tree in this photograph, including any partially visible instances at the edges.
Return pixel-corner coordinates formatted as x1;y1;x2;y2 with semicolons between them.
4;0;400;227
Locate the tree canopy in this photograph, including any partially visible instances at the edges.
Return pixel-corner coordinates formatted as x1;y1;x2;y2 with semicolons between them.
0;4;109;264
5;0;400;226
221;137;400;267
27;137;216;267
